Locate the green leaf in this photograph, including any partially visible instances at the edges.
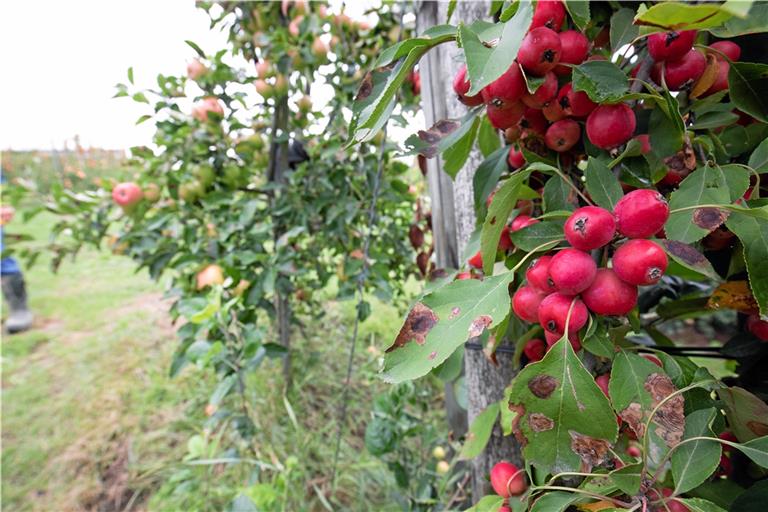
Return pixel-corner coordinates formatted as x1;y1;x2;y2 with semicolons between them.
459;403;500;460
582;320;617;359
666;165;731;243
564;0;590;31
720;164;751;201
649;94;684;158
717;387;768;442
481;169;534;274
572;61;630;103
543;175;577;213
725;212;768;315
473;146;509;212
677;497;728;512
609;350;684;464
658;240;721;282
709;3;768;37
529;491;580;512
671;408;722;494
209;374;237;406
609;462;643;495
610;8;640;51
185;39;205;58
691;111;740;130
510;221;564;252
127;66;134;85
465;495;505;512
443;115;482;178
446;0;458;23
461;2;534;96
634;2;733;32
728;62;768;123
383;272;515;383
508;336;619;474
727;479;768;512
748;138;768;173
478;116;502;157
727;436;768;468
584;157;624;210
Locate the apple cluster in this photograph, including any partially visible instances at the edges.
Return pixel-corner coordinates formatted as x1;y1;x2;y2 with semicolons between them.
509;189;670;360
452;0;637;157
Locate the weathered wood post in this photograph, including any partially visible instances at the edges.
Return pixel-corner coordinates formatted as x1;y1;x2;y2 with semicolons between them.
416;0;522;500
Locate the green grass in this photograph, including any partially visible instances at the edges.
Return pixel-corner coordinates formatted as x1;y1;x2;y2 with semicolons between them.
2;211;437;511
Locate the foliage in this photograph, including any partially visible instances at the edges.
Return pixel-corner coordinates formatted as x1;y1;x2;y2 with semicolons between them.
350;0;768;509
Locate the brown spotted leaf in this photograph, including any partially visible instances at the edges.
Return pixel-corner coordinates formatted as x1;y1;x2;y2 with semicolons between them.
659;240;721;281
383;271;515;383
707;280;759;314
508;334;618;474
609;350;685;467
665;164;731;243
718;387;768;442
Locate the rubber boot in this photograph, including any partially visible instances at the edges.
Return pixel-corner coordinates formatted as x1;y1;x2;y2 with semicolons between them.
2;273;33;334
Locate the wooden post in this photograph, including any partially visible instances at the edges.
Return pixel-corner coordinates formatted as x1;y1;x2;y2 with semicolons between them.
417;0;522;501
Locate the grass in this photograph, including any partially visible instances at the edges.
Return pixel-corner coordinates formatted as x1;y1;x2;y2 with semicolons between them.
2;211;440;511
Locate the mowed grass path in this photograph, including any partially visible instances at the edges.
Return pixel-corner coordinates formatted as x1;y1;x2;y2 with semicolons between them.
2;213;210;510
2;213;418;511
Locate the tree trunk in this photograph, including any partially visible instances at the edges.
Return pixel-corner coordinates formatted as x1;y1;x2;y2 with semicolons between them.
269;92;293;390
417;0;522;501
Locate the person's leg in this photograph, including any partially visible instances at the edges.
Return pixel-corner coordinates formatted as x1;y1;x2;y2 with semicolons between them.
2;257;33;334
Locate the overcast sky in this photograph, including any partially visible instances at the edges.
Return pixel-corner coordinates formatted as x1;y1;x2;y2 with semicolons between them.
1;1;228;150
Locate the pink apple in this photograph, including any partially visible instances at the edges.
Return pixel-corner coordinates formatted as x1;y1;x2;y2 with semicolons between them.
187;59;207;80
112;182;143;208
192;97;224;122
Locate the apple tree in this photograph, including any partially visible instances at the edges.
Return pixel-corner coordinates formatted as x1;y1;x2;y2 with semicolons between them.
17;0;428;467
349;0;768;510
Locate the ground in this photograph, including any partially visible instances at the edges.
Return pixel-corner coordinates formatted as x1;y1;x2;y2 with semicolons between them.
2;213;433;511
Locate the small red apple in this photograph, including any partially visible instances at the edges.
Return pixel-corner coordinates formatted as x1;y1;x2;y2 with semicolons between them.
112;182;143;208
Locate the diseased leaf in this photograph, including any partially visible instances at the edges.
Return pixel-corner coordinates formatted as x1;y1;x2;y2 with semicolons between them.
666;165;731;243
461;2;534;96
508;336;619;474
459;403;500;460
717;387;768;442
584;157;623;210
728;62;768;123
610;8;639;51
659;240;721;282
707;280;759;314
572;61;629;103
725;212;768;315
383;272;515;383
672;408;722;494
609;350;685;465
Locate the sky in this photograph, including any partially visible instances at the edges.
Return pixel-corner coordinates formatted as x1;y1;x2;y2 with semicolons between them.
0;0;228;150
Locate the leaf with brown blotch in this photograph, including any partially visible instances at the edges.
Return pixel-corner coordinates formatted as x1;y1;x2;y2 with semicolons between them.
609;350;685;467
383;271;515;383
718;387;768;441
508;335;618;474
693;207;730;231
707;280;759;314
